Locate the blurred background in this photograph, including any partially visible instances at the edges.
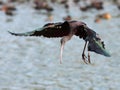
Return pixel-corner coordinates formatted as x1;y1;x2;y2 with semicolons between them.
0;0;120;90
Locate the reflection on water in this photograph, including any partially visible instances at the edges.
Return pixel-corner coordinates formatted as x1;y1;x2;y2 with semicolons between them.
0;0;120;90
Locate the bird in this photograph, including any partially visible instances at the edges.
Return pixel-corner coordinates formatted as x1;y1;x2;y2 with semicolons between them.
8;20;110;64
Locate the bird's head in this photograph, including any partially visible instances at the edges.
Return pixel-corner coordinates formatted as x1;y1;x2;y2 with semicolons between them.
88;34;111;57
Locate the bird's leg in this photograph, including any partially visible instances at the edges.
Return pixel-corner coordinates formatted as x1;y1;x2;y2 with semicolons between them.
60;35;73;64
88;51;91;63
82;41;88;64
60;39;65;64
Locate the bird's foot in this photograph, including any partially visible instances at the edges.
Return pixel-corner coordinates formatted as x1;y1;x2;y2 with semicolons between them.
82;54;91;64
88;53;91;63
82;54;88;64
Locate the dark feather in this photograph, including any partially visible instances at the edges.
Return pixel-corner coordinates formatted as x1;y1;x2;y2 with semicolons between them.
75;25;88;39
31;21;70;37
9;21;70;38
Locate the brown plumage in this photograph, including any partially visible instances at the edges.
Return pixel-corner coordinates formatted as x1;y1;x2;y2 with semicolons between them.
9;20;110;64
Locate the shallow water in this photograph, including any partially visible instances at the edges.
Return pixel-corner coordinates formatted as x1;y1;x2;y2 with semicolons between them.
0;1;120;90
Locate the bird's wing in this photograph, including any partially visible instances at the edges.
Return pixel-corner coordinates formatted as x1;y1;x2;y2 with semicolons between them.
9;21;70;38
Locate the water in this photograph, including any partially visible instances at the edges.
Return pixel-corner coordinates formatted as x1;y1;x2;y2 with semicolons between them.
0;1;120;90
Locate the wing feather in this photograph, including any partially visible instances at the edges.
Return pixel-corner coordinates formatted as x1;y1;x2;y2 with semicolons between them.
9;21;70;38
31;21;70;37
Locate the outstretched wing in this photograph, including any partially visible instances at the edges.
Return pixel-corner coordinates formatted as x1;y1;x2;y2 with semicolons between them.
9;21;70;38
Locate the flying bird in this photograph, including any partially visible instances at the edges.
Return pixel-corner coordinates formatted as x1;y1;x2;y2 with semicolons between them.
8;20;110;64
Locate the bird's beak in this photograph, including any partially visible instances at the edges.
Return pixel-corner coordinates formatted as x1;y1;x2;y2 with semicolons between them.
88;38;111;57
